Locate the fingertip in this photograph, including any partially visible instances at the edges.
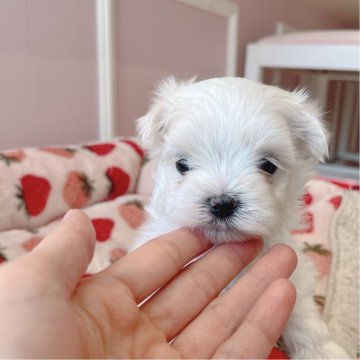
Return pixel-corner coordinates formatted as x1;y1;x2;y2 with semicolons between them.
269;243;298;272
21;210;97;295
269;278;297;309
61;209;96;260
63;209;95;237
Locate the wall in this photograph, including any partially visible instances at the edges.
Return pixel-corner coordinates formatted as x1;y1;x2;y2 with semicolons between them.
117;0;227;136
116;0;349;136
0;0;353;149
0;0;98;149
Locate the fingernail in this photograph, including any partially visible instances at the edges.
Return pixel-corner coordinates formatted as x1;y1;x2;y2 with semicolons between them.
62;209;75;222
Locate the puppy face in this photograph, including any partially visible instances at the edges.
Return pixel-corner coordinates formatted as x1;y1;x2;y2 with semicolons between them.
138;77;328;243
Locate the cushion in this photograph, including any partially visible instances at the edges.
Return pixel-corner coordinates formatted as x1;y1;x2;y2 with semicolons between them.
0;193;149;273
0;171;357;358
0;138;144;232
292;178;359;358
136;158;157;197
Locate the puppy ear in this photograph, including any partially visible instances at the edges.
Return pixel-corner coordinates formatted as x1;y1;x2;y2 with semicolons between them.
137;76;196;151
289;89;329;162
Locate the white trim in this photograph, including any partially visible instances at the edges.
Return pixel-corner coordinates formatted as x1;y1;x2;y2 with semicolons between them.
245;44;359;81
96;0;117;140
175;0;239;76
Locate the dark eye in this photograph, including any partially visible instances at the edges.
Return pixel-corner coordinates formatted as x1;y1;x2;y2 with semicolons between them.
259;159;277;175
176;158;190;175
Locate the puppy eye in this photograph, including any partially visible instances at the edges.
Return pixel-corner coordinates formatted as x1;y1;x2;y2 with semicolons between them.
259;159;277;175
176;158;190;175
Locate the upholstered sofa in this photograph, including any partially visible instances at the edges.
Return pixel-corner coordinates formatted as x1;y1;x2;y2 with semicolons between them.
0;138;358;358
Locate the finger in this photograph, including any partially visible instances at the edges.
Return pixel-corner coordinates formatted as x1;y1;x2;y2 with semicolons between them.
101;229;212;303
173;244;297;358
26;209;96;295
213;279;296;359
141;238;263;340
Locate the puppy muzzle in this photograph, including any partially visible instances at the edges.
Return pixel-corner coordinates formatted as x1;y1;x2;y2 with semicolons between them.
206;194;240;219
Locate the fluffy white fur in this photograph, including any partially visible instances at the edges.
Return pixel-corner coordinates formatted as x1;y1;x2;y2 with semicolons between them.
133;77;349;359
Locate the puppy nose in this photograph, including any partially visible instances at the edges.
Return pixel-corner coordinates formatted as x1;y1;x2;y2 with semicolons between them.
207;195;239;219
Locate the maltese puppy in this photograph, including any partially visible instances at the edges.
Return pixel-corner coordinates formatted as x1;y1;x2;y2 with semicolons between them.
133;77;349;359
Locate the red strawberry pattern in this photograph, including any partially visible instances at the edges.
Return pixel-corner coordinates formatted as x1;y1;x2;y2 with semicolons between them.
121;139;144;158
63;171;93;208
40;147;76;158
314;295;326;312
91;218;114;241
0;248;7;264
303;242;332;277
16;175;51;216
292;211;314;234
109;247;127;263
118;200;145;229
303;192;313;206
22;236;42;251
1;138;142;233
106;167;130;200
0;149;26;165
84;143;115;156
327;178;360;191
268;347;288;359
329;195;342;209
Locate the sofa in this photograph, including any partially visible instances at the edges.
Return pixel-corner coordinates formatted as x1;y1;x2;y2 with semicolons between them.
0;138;358;358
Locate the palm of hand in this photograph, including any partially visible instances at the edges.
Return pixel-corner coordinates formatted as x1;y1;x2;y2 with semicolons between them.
0;210;296;359
74;278;179;358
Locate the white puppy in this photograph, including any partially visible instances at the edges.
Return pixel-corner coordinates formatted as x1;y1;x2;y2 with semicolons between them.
133;77;349;359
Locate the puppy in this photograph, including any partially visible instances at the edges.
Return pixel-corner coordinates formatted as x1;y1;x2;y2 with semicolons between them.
133;77;349;359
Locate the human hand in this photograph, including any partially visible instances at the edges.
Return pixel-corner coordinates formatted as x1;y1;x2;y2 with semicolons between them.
0;209;297;359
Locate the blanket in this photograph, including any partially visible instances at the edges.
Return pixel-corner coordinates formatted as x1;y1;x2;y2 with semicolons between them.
0;138;358;357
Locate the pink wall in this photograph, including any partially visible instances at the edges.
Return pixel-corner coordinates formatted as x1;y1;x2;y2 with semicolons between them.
0;0;98;149
115;0;349;137
0;0;353;149
116;0;227;136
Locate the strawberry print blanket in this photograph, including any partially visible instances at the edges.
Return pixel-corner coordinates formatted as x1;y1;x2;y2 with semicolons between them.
0;193;149;273
0;138;144;231
0;138;358;357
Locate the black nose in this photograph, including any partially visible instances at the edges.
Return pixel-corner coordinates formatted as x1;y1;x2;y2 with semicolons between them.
207;195;239;219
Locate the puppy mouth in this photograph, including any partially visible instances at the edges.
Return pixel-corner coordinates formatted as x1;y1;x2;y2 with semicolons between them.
196;218;257;244
207;220;237;234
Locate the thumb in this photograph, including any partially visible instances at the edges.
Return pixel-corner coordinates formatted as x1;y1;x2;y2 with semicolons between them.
31;209;96;294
